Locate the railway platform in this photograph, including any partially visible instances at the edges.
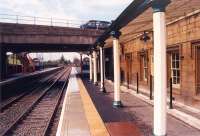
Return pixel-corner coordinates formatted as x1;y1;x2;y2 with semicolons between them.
0;67;61;86
57;67;200;136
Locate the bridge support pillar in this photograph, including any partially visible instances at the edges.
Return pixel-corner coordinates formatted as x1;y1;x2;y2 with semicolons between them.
152;1;169;136
99;44;106;93
89;54;93;82
111;31;122;108
93;50;97;85
0;48;7;80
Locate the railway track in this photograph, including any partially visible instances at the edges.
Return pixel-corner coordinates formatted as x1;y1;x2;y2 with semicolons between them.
0;69;62;112
0;67;71;136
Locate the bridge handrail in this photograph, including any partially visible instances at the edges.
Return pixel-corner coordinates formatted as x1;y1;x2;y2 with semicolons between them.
0;13;87;28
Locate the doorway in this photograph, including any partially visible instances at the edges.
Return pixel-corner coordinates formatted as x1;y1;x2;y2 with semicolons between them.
125;53;132;88
196;46;200;94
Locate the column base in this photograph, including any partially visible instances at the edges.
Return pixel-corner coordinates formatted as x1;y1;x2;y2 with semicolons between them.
112;101;123;108
89;79;93;83
100;87;107;93
93;82;98;86
153;134;167;136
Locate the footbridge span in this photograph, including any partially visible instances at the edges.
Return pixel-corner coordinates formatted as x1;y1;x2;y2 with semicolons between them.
0;22;104;52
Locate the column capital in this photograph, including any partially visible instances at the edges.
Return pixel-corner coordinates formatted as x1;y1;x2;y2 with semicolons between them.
152;0;170;13
91;45;97;51
88;50;92;55
110;30;121;39
98;41;105;48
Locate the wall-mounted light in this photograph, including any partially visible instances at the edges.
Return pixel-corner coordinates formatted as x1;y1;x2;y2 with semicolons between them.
140;31;150;43
6;52;13;55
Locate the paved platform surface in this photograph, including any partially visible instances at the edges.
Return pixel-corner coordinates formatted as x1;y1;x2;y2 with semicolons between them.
56;67;109;136
56;68;90;136
83;80;200;136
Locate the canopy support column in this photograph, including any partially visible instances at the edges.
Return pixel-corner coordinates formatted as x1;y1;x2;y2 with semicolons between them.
152;1;169;135
111;31;123;108
99;43;106;93
89;54;93;82
93;50;98;85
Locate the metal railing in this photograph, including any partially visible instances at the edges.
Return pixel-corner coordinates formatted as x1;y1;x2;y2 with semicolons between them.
0;13;87;28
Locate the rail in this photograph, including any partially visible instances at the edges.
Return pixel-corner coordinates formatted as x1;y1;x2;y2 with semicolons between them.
0;67;70;136
0;13;87;28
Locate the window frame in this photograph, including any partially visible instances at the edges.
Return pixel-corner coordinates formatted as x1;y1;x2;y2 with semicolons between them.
143;55;148;81
171;52;180;88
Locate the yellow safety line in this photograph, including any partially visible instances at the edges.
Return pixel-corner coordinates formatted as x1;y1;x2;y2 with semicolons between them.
78;78;110;136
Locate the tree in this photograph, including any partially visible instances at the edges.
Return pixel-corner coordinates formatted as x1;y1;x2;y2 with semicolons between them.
73;57;80;65
60;55;65;64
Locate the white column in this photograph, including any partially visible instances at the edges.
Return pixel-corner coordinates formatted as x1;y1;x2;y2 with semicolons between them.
153;9;167;136
89;54;93;81
93;50;97;85
100;43;106;93
100;47;104;88
111;31;122;108
80;53;83;75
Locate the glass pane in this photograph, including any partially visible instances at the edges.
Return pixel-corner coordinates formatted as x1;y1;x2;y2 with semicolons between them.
172;61;175;68
173;77;176;84
177;70;180;77
173;70;176;76
176;61;179;68
172;53;175;60
177;77;180;84
176;53;179;60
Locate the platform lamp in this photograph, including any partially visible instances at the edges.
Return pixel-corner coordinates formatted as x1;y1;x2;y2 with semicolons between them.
139;31;150;83
140;31;150;43
140;31;151;58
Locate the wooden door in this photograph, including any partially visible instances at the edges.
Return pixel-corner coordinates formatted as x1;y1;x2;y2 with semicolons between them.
197;47;200;94
125;53;132;88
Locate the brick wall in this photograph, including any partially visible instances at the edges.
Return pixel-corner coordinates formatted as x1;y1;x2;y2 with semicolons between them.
120;11;200;97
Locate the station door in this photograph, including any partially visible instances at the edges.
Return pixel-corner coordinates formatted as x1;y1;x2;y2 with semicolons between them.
197;47;200;94
125;53;132;87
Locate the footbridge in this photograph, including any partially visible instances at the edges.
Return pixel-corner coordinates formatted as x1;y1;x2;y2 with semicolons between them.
0;22;104;52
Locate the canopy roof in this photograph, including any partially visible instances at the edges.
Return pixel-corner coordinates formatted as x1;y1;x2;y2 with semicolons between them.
105;0;200;46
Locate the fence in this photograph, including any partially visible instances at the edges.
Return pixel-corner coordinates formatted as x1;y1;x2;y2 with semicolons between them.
0;13;87;28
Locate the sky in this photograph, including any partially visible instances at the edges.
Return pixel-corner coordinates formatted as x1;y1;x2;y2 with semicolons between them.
0;0;132;61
